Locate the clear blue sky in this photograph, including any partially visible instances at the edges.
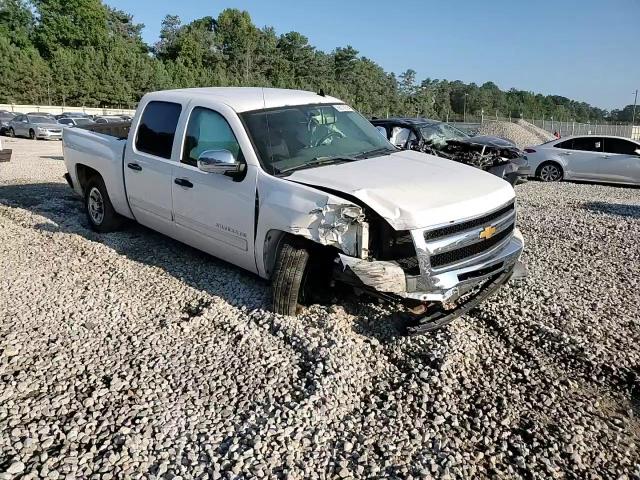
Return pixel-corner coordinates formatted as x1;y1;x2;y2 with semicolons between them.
104;0;639;110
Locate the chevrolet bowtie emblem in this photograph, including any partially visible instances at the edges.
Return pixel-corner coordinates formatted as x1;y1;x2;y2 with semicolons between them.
479;225;497;240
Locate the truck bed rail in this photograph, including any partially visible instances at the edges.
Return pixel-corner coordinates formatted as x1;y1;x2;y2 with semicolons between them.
82;122;131;140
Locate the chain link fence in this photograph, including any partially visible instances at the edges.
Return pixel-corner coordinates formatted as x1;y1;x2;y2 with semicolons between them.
443;112;638;140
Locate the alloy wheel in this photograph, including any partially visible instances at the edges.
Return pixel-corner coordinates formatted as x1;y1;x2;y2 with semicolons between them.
88;187;105;225
540;164;561;182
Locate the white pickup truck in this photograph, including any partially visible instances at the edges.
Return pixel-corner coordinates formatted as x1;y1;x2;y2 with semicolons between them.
62;87;525;334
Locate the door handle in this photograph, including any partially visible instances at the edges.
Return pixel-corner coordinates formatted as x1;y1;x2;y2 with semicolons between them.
174;178;193;188
601;155;610;159
560;152;572;155
127;163;142;171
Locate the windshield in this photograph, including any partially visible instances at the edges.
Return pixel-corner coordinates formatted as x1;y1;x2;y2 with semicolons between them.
74;118;94;125
420;122;469;147
28;116;57;124
242;103;395;175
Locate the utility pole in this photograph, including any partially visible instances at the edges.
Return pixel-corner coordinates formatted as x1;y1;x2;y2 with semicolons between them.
463;93;469;123
633;89;638;125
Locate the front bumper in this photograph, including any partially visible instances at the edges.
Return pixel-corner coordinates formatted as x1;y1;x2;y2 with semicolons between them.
402;228;524;303
36;130;63;140
335;203;525;333
404;259;525;334
336;229;524;302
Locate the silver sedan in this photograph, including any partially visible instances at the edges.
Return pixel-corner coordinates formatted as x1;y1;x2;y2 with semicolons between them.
8;114;64;140
525;135;640;186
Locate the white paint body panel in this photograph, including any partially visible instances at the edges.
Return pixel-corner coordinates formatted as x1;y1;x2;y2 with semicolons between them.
287;149;516;231
62;127;134;219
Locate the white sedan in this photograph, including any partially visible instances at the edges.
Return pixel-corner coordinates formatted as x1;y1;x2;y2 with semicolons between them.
525;135;640;186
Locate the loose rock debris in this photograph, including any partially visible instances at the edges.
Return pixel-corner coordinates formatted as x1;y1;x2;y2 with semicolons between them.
1;137;639;478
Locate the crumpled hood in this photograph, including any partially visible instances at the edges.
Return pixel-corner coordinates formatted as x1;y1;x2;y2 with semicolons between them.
287;150;515;231
455;135;518;149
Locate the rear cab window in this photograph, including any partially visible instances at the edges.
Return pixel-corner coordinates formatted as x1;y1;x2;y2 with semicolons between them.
135;101;182;159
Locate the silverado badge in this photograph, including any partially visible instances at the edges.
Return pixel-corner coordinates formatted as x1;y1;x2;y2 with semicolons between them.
479;225;497;240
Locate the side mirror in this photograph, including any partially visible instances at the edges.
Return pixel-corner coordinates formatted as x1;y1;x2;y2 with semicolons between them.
197;149;242;174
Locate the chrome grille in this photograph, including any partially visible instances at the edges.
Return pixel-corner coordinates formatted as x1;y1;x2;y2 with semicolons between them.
430;223;515;268
424;202;514;240
421;202;516;271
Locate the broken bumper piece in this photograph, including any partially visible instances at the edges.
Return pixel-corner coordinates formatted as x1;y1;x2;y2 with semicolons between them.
335;229;525;334
403;261;524;335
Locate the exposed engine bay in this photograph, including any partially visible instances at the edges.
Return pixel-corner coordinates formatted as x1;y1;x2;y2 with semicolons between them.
415;137;521;170
370;117;527;185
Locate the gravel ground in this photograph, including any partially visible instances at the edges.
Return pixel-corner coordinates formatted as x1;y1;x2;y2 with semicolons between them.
1;137;639;479
477;120;553;149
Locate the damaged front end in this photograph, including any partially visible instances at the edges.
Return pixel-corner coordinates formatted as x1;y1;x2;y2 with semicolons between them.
418;138;526;185
331;200;526;334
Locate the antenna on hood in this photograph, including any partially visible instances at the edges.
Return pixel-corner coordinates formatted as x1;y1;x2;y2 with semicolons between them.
318;88;326;97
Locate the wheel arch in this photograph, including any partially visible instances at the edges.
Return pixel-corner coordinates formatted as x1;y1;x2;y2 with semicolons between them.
75;164;102;196
262;229;338;281
535;160;564;180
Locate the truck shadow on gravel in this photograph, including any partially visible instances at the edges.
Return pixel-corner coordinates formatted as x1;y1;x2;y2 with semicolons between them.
581;201;640;219
0;181;403;340
0;182;271;313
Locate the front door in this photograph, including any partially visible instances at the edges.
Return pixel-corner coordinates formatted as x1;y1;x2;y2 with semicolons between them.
171;106;258;273
124;100;182;235
561;136;604;180
15;116;28;136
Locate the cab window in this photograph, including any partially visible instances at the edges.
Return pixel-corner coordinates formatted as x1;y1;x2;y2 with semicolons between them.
603;138;638;155
571;137;603;152
135;101;182;159
182;107;242;167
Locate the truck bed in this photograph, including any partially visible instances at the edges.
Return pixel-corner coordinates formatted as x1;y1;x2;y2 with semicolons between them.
82;121;131;140
62;126;133;219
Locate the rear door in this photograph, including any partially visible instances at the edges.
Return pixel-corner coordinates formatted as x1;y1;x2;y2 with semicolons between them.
170;103;258;273
558;136;604;180
600;138;640;184
124;100;182;235
14;115;27;136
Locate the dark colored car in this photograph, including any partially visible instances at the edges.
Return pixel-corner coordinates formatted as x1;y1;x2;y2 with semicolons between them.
0;112;16;135
371;117;530;185
55;112;93;120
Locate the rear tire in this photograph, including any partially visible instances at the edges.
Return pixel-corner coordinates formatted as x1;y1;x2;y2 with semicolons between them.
537;161;563;182
271;237;311;316
8;128;15;138
84;176;123;232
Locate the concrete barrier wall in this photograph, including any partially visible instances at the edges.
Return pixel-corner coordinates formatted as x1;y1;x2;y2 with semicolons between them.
0;104;136;116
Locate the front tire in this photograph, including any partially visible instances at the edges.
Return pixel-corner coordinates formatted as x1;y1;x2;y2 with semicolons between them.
271;237;311;316
28;129;35;140
8;128;15;138
537;162;563;182
84;176;123;232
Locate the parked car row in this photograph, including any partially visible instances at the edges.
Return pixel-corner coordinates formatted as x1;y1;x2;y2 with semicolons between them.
368;117;639;187
0;110;134;139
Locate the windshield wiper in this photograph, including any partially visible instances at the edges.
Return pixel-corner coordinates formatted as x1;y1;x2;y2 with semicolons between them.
355;146;396;159
276;155;358;175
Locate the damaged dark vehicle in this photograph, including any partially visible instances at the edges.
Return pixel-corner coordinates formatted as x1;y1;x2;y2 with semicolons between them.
371;117;530;185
